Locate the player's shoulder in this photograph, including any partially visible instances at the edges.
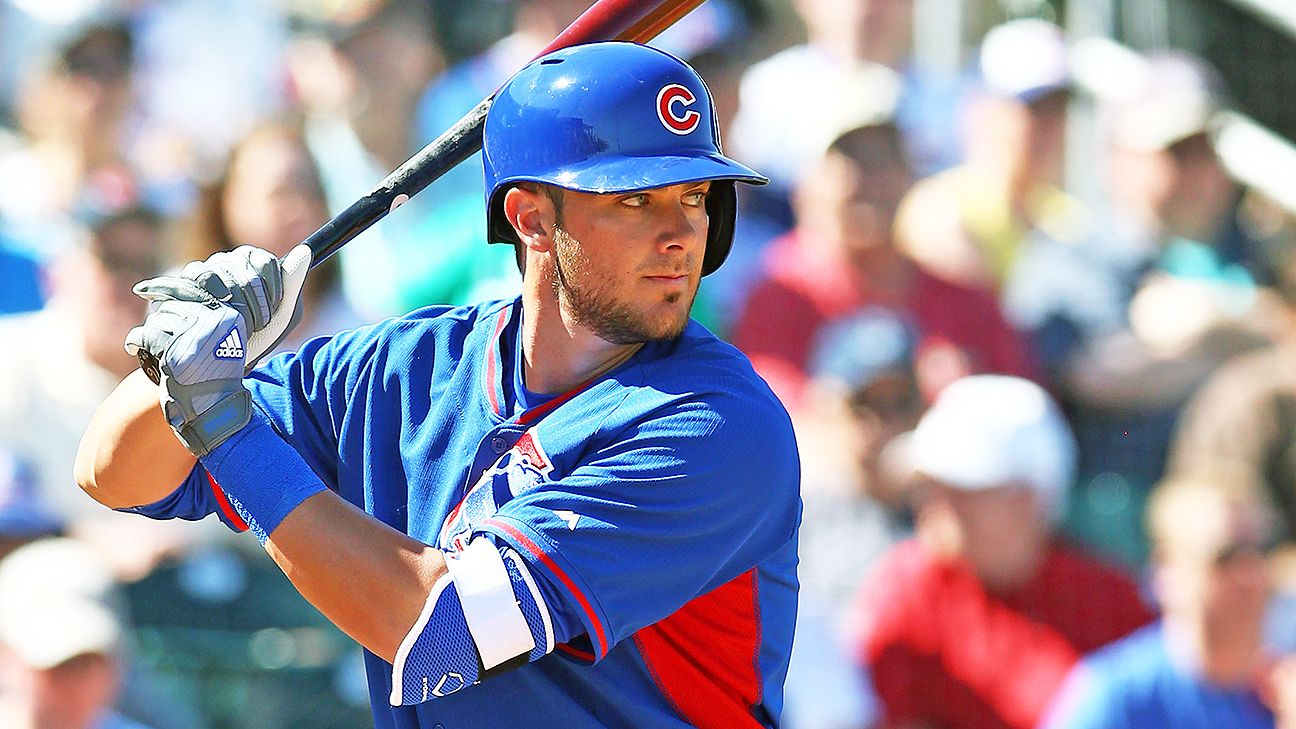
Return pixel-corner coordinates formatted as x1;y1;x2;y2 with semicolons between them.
663;320;782;399
372;297;510;332
264;298;513;381
642;320;791;416
327;298;512;351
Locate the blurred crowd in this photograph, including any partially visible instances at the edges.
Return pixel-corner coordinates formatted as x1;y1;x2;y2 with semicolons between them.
1;0;1295;728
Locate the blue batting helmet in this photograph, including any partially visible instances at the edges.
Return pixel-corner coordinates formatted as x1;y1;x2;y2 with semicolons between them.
482;41;767;276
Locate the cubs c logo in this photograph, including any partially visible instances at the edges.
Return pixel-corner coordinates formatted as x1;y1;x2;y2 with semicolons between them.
656;83;701;135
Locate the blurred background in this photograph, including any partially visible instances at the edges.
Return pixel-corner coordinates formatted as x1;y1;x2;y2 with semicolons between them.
1;0;1295;728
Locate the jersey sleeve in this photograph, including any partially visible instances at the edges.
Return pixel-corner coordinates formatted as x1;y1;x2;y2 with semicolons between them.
477;395;801;660
117;465;249;532
241;325;388;488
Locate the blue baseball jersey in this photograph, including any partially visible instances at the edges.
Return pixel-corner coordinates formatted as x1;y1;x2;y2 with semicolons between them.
139;297;801;728
1040;623;1275;729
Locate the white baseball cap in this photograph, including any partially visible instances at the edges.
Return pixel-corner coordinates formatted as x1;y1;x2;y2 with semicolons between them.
908;375;1076;521
1109;52;1224;152
0;538;123;669
979;19;1071;104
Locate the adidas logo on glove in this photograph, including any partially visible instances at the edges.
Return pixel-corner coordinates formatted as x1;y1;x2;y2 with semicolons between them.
214;328;245;359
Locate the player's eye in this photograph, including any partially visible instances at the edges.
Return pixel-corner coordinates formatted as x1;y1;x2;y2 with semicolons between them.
682;189;708;207
620;193;649;208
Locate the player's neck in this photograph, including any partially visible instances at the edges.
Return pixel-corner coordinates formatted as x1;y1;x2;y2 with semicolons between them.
518;292;641;395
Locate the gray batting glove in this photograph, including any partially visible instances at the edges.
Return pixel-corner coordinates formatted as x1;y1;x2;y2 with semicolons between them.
177;246;285;367
125;290;251;457
125;246;291;457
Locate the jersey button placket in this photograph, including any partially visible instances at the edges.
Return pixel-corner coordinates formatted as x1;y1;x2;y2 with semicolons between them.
490;435;508;454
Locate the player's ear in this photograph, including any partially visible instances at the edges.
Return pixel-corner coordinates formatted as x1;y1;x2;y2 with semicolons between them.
503;185;553;253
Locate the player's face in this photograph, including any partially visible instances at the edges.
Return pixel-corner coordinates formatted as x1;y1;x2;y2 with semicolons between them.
548;181;710;344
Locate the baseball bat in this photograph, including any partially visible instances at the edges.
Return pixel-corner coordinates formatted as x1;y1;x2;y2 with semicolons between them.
137;0;708;384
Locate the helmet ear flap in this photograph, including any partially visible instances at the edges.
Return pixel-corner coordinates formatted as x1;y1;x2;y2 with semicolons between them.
488;186;521;247
702;181;737;276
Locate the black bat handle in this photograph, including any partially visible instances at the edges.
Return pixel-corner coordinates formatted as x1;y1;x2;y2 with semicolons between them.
134;101;492;386
304;98;491;265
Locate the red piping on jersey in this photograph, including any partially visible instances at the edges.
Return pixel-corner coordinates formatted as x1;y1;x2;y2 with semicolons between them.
484;307;510;417
484;518;609;657
206;471;249;532
443;499;465;537
481;300;609;425
516;375;598;425
632;569;765;728
555;642;596;662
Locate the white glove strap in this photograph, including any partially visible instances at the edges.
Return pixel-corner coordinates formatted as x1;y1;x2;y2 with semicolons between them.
246;244;312;364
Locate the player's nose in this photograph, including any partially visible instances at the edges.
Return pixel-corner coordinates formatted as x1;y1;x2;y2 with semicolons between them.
654;199;706;256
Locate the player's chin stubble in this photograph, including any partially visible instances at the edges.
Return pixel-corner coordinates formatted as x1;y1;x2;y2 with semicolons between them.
551;225;694;345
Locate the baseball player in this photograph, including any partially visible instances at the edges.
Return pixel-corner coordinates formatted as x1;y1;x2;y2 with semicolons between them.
76;42;801;728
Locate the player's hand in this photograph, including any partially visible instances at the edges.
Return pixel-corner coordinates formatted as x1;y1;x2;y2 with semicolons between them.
124;246;289;457
176;245;288;363
125;283;251;457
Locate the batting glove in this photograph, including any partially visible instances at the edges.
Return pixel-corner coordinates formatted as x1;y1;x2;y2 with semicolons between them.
178;246;285;340
125;246;291;457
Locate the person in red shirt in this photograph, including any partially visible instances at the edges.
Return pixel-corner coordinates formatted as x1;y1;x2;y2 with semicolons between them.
730;122;1037;411
851;375;1154;729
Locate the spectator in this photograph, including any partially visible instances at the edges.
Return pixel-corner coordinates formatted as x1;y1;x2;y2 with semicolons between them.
895;19;1084;294
1016;52;1275;567
1102;54;1265;289
1167;315;1296;544
730;0;963;224
291;0;514;318
732;122;1036;409
131;0;290;178
853;375;1153;729
410;0;590;252
802;309;926;518
1008;51;1271;378
782;310;925;729
0;207;160;508
0;538;154;729
181;120;365;352
1040;477;1290;729
0;206;189;577
0;449;63;562
296;0;443;180
0;19;181;256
